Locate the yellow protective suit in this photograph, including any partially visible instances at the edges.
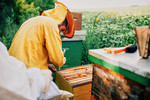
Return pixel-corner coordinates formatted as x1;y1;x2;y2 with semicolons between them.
9;2;68;69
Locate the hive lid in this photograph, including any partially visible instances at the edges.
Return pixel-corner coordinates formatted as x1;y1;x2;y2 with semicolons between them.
61;30;87;41
89;48;150;86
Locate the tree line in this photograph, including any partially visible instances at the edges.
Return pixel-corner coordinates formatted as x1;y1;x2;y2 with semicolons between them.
0;0;56;48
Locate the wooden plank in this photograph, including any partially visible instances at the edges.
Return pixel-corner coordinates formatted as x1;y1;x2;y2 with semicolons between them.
94;63;144;87
92;65;150;100
88;55;150;86
73;92;91;100
55;64;93;100
69;76;91;85
59;64;92;74
57;64;93;86
55;72;73;93
73;83;91;96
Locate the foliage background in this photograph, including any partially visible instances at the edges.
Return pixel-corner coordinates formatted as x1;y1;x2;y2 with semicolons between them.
80;5;150;64
0;0;150;65
0;0;56;48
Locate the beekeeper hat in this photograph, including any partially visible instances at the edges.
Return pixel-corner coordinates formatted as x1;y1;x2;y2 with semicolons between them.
41;2;75;38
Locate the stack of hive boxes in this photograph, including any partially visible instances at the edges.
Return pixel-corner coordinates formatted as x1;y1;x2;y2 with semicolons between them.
61;12;86;69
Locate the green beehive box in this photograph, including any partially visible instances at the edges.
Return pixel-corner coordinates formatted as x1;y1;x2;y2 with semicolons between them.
62;41;82;68
61;30;86;69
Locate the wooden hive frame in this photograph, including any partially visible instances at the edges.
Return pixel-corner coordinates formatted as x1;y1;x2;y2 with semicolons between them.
55;64;93;100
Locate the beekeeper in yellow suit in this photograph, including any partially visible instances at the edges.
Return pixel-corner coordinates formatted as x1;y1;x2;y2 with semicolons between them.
9;2;74;70
8;2;75;100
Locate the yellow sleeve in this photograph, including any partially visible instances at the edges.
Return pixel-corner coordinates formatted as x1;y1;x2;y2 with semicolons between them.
43;19;64;68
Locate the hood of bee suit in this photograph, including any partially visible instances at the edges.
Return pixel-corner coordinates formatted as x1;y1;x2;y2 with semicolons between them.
41;2;75;38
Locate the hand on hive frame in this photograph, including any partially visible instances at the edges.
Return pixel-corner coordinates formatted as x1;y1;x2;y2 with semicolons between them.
63;57;66;65
48;64;57;72
48;57;66;72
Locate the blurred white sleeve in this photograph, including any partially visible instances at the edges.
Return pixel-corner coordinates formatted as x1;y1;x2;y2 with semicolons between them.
0;41;37;100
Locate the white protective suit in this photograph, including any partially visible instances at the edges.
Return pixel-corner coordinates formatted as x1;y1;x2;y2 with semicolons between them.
0;41;73;100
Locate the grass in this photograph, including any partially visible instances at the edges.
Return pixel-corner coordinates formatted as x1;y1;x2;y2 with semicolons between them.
73;5;150;65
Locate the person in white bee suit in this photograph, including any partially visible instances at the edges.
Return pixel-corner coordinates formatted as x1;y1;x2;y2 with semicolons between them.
0;41;73;100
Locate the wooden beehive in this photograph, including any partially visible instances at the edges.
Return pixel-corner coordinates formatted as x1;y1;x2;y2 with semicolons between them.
55;64;93;100
89;49;150;100
71;12;82;30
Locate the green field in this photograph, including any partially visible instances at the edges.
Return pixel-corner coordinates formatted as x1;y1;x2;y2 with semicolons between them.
1;3;150;65
77;5;150;64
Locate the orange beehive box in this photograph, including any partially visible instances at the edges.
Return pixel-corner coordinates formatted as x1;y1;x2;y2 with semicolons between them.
71;12;82;30
55;64;93;100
